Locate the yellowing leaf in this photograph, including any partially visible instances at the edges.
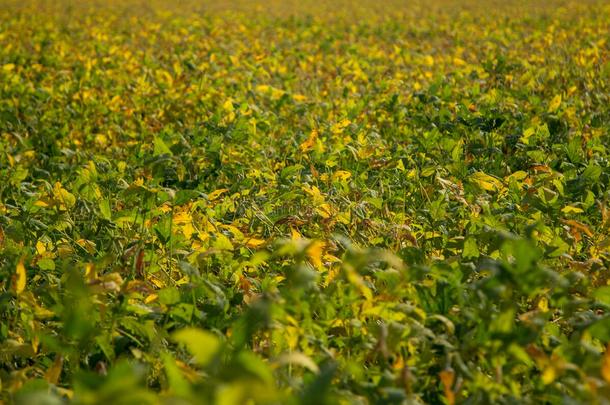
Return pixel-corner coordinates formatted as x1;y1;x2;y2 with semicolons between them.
13;259;26;295
213;233;234;251
506;171;528;182
76;239;96;254
52;182;76;210
345;265;372;301
520;127;536;145
332;170;352;182
469;171;505;192
44;355;64;384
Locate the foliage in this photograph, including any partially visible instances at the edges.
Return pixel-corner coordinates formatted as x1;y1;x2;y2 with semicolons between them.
1;0;610;403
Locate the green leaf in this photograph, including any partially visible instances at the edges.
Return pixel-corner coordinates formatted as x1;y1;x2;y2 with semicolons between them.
237;351;274;385
462;237;479;259
594;286;610;305
99;199;112;220
38;258;55;270
582;164;602;183
161;352;192;397
153;136;172;156
172;328;221;366
158;287;181;305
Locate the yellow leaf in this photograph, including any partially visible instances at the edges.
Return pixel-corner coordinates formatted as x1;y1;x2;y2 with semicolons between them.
453;57;466;66
542;365;556;384
222;99;234;112
332;170;351;182
538;296;549;313
299;129;318;153
13;259;26;295
173;211;195;239
156;69;173;86
330;118;351;134
315;203;333;219
548;94;562;113
255;84;270;94
144;293;158;304
292;94;307;102
290;228;302;240
208;188;229;201
561;205;584;214
84;263;96;282
245;238;266;248
306;241;325;268
181;222;195;240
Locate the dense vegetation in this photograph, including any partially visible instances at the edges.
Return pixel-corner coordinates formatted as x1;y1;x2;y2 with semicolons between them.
1;0;610;403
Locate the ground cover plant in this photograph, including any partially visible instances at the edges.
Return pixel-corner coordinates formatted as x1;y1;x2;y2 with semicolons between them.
1;0;610;403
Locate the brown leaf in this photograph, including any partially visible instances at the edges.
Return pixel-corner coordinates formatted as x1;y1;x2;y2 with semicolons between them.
135;248;145;277
563;219;594;240
439;369;455;405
